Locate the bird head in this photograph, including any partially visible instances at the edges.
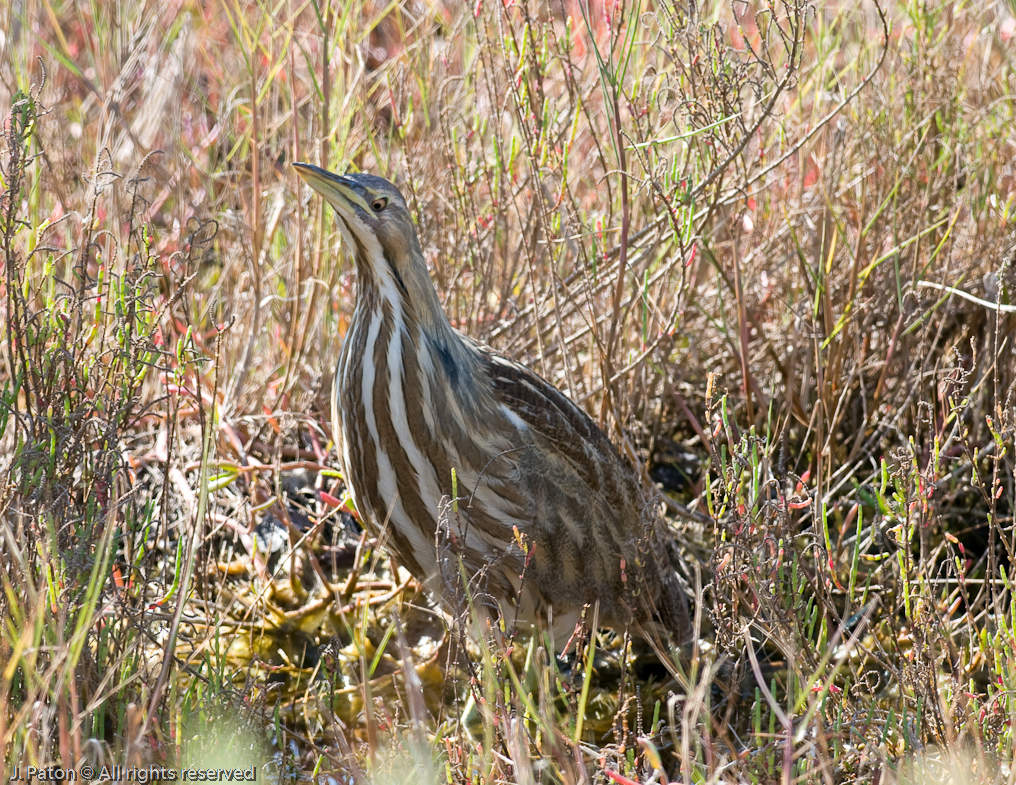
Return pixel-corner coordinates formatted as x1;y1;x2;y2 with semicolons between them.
293;165;424;301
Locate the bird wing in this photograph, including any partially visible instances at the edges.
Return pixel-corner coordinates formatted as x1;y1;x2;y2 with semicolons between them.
477;345;692;644
479;348;642;510
475;348;651;610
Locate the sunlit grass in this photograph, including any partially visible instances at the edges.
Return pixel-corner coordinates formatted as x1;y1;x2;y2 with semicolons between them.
2;0;1015;781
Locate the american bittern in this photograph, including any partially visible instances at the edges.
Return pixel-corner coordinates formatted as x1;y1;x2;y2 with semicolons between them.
294;164;692;649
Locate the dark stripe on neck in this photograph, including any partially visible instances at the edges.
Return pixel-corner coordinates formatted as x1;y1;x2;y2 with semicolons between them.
388;260;410;298
435;340;459;386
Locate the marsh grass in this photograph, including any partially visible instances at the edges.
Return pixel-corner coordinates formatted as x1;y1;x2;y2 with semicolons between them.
2;0;1016;781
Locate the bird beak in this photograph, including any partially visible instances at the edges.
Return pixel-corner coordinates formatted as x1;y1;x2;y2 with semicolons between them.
292;162;372;216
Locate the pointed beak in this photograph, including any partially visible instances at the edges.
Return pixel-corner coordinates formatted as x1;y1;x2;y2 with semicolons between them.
292;163;372;216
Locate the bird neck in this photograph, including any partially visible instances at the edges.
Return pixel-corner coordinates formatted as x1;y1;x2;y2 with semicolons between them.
354;243;478;394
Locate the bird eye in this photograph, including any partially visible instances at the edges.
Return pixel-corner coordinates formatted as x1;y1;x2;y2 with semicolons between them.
371;197;388;212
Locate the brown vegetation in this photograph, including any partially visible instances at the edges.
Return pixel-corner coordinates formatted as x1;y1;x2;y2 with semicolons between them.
2;0;1015;781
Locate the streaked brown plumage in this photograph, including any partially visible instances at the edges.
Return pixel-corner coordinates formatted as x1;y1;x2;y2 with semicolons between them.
294;164;691;650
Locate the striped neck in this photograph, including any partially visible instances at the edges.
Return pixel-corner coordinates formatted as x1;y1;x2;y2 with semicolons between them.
351;240;479;400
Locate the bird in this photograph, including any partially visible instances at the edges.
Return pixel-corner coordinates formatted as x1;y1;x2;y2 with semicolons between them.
293;164;692;651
